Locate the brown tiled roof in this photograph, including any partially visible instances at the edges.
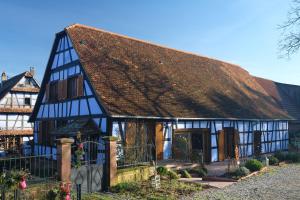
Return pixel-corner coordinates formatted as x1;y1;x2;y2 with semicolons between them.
65;24;290;119
255;77;300;120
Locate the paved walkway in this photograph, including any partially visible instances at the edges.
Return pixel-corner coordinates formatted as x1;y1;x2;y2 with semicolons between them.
179;178;235;189
182;164;300;200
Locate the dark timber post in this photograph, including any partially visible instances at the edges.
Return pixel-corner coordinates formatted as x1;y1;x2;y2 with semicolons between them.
103;136;117;188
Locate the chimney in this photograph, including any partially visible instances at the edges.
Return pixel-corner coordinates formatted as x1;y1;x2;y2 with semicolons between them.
30;67;35;77
1;72;7;82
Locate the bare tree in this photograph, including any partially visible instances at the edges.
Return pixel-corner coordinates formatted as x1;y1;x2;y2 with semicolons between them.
279;0;300;57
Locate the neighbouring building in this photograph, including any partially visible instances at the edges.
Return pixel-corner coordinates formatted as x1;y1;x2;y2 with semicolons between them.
30;24;292;164
0;68;40;155
255;77;300;137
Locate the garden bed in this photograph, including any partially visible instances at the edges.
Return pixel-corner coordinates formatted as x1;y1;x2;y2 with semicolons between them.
109;179;203;199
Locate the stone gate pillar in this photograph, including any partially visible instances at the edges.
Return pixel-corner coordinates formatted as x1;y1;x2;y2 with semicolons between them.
57;138;74;182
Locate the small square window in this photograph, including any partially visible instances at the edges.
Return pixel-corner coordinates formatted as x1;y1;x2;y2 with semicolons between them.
25;98;31;106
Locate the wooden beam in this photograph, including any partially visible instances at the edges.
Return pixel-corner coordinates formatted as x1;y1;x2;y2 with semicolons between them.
0;107;33;113
0;129;33;136
11;87;39;93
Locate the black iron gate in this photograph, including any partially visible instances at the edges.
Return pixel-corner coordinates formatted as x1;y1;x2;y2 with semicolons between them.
71;140;106;196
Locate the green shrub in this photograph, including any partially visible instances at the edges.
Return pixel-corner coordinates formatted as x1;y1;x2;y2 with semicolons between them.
202;166;208;174
274;151;286;162
156;166;168;176
286;152;300;163
245;159;263;172
268;156;279;165
167;169;179;179
233;166;250;177
179;170;192;178
110;182;139;193
189;168;207;177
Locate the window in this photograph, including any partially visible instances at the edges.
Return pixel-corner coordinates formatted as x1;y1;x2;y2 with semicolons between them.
57;120;68;128
24;78;31;86
38;121;55;145
49;81;59;102
24;98;31;106
67;76;78;98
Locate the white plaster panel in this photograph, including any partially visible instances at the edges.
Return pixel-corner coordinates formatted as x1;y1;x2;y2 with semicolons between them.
71;100;79;116
192;121;199;128
79;99;89;115
215;121;222;131
185;121;192;128
88;98;102;115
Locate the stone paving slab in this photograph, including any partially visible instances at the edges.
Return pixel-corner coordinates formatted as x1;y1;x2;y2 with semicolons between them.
179;178;236;188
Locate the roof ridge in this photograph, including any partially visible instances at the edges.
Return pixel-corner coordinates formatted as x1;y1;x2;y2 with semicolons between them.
66;23;245;70
254;76;300;87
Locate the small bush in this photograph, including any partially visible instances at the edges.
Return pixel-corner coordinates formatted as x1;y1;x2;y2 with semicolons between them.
189;168;207;177
274;151;286;162
245;159;263;172
111;182;139;193
167;169;179;179
156;166;168;176
233;167;250;177
268;156;279;165
286;152;300;163
179;170;192;178
202;166;208;174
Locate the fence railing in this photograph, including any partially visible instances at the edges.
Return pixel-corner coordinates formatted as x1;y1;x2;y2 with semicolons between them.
0;154;57;182
0;153;58;200
117;144;154;168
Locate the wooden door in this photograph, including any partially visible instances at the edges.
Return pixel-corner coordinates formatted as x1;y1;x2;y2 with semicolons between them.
202;129;211;163
155;123;164;160
221;128;240;159
254;131;262;157
233;129;240;160
218;130;225;161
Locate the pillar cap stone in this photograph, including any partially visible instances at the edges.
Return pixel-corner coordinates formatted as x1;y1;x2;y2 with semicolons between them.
102;136;118;141
56;138;74;144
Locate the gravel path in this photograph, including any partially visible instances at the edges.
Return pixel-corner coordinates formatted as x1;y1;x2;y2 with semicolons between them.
182;164;300;200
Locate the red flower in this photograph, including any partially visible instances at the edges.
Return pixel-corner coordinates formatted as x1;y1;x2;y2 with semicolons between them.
19;179;27;190
78;143;84;150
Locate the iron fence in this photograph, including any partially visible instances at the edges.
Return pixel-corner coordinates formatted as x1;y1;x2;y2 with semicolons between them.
0;154;57;181
0;154;58;200
117;144;154;168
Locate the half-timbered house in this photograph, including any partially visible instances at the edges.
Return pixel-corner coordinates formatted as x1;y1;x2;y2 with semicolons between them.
30;24;292;164
0;68;39;155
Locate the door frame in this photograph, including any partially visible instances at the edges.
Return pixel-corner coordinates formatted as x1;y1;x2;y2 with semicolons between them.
172;128;211;163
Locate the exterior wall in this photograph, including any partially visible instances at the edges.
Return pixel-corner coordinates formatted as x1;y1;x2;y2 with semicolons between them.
0;114;32;130
33;33;106;162
112;119;289;162
0;92;37;108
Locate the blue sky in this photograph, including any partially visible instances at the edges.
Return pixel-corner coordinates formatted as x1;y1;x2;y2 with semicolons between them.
0;0;299;84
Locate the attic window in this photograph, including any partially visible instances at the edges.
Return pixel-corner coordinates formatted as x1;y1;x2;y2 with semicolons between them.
79;40;87;45
25;78;31;86
25;98;31;106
